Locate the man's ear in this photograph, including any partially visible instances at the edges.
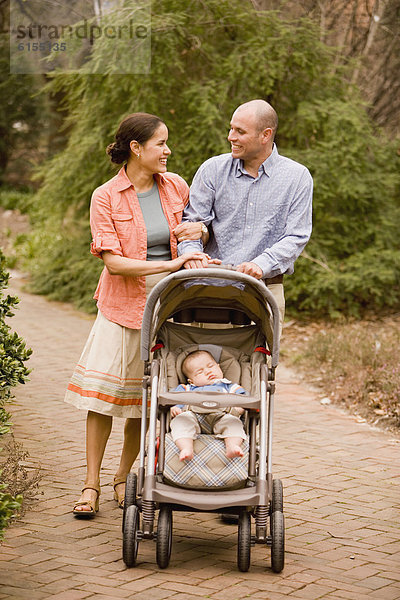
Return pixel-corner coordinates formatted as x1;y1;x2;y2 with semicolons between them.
261;127;273;145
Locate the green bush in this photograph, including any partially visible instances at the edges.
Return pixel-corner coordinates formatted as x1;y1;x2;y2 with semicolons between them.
0;189;34;214
285;247;400;319
0;249;31;538
27;226;102;313
0;481;22;540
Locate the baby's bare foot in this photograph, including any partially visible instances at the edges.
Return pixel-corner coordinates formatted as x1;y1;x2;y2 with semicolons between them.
225;445;244;459
179;448;194;461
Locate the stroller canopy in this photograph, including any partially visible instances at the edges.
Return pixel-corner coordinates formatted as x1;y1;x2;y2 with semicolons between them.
141;268;280;367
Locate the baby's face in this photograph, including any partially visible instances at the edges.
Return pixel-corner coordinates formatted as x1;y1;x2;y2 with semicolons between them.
186;353;224;387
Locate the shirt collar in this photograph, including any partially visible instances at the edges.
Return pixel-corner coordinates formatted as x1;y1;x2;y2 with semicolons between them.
115;166;133;191
115;167;165;192
234;143;279;178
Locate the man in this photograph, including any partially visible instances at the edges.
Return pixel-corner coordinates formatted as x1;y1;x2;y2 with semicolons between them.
175;99;313;330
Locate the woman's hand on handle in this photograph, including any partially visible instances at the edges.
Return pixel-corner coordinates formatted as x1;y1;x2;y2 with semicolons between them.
102;250;220;277
183;253;221;270
168;252;213;272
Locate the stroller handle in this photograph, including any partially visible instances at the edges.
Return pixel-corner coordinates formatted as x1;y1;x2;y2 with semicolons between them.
205;263;236;270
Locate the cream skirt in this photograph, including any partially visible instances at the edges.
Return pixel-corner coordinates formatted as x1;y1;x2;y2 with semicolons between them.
64;273;165;418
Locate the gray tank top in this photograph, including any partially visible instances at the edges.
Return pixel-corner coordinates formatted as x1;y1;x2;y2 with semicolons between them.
137;182;172;261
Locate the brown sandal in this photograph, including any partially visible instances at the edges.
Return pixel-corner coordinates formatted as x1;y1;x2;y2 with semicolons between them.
113;475;126;509
73;483;100;518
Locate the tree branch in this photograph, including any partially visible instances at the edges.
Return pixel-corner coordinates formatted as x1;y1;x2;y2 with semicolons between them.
301;251;333;272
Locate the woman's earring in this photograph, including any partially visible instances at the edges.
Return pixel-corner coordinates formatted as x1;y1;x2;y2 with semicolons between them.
136;153;140;158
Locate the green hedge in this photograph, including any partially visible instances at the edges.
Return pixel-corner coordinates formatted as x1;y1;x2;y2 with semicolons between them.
0;250;31;539
0;188;34;214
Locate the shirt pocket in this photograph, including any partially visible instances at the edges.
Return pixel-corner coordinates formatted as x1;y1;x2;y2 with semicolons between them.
111;212;134;239
170;202;185;227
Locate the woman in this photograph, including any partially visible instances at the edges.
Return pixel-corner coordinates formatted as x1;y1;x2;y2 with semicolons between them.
65;112;211;517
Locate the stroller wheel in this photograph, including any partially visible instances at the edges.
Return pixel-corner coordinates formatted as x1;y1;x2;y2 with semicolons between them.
272;478;283;513
122;472;137;532
237;511;251;572
156;505;173;569
123;505;140;568
270;510;285;573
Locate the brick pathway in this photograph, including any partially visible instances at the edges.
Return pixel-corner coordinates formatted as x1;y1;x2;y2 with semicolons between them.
1;272;400;600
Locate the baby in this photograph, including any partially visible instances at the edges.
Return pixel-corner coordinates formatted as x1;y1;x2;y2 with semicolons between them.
170;350;247;461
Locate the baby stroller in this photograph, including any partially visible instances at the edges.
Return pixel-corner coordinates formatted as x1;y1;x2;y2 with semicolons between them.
122;267;285;573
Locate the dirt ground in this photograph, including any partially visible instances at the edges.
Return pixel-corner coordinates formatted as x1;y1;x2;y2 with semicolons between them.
281;317;400;437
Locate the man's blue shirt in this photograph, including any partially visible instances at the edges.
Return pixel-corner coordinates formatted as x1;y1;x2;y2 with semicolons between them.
178;145;313;278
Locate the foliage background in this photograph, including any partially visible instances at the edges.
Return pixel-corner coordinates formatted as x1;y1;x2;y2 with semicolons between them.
1;0;399;535
1;0;399;318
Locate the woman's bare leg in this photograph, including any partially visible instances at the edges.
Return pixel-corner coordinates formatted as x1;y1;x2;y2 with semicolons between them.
113;418;142;500
74;410;112;512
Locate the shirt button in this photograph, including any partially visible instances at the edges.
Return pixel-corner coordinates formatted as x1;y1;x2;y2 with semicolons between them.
250;202;253;206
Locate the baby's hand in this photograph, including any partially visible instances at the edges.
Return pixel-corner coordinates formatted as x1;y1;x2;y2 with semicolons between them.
234;407;245;416
170;406;182;418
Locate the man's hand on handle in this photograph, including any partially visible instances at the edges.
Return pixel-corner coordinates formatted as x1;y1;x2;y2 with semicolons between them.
182;256;262;278
236;262;263;279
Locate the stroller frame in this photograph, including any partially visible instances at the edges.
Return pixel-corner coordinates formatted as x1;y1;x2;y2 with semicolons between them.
122;268;285;572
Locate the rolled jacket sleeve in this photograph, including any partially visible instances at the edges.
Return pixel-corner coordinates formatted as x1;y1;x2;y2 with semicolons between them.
90;188;123;259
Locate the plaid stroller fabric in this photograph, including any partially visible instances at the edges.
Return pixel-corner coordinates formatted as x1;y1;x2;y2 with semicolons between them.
194;413;216;434
163;432;249;490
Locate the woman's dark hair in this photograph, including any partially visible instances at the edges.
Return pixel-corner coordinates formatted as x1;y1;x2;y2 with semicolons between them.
106;112;164;164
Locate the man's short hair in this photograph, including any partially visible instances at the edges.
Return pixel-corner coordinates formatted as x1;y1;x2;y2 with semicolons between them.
237;99;278;137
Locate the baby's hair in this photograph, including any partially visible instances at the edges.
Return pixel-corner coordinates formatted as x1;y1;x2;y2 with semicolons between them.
181;350;216;380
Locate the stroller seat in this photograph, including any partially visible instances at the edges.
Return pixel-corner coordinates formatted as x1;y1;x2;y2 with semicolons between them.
161;342;253;490
163;433;249;490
